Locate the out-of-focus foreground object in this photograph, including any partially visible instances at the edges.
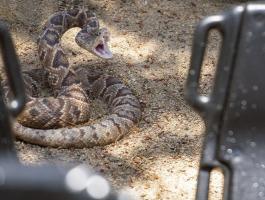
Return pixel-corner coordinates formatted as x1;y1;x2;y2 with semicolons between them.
186;2;265;200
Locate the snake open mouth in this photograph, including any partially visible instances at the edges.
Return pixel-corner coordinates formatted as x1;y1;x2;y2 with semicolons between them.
93;42;113;59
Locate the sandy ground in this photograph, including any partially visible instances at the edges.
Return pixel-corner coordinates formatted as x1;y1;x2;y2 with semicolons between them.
0;0;247;199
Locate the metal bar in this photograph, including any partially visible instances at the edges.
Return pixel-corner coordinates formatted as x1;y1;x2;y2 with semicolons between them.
0;161;119;200
0;23;25;117
0;23;26;158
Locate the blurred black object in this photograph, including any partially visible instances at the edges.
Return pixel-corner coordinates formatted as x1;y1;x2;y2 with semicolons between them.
0;23;124;200
186;2;265;200
0;23;25;158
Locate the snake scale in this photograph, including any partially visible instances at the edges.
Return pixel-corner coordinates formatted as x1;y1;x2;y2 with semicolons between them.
2;8;141;148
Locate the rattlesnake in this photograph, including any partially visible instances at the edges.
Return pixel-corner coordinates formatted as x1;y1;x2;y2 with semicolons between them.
3;8;141;148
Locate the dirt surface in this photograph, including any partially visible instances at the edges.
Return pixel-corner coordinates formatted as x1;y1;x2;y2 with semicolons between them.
0;0;246;199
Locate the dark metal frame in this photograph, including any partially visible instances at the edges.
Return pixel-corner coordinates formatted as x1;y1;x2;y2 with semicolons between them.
186;2;265;200
0;23;120;200
2;1;265;200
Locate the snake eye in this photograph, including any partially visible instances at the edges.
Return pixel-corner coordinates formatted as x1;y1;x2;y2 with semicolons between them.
96;30;100;36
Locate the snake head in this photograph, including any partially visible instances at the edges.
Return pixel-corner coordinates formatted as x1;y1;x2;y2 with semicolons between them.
75;24;113;59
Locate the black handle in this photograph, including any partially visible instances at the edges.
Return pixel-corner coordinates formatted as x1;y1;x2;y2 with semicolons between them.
185;15;226;114
188;5;245;200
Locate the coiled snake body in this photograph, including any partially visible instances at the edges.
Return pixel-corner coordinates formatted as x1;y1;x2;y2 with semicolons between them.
3;8;141;148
